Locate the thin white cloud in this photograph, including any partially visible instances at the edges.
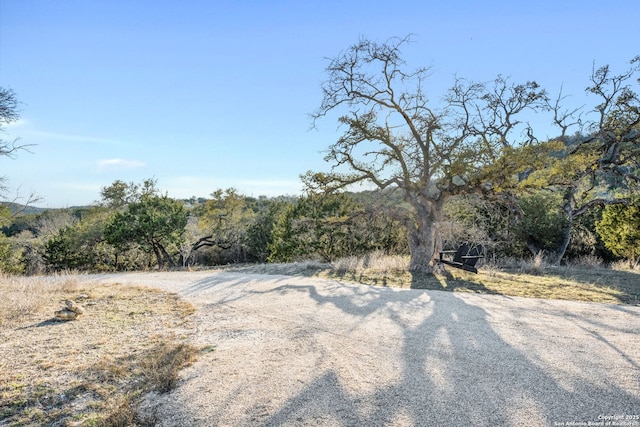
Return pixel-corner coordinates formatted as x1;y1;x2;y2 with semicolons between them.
2;118;29;129
97;158;146;171
2;119;124;145
32;130;122;145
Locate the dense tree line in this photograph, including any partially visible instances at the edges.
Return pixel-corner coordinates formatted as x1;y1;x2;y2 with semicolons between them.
1;174;639;274
0;181;409;273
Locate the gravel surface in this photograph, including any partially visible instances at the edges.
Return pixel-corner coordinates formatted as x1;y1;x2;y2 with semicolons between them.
77;270;640;427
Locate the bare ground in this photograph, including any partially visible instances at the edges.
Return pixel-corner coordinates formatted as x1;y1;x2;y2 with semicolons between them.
62;270;640;427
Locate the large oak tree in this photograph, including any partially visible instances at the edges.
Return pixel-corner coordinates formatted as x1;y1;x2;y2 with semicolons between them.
311;36;549;272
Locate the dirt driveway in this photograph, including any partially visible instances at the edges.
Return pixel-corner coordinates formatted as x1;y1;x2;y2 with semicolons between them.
78;270;640;427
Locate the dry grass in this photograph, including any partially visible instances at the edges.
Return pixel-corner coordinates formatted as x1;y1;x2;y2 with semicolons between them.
331;250;409;275
337;266;639;305
0;275;198;426
610;259;640;272
567;254;605;268
0;274;80;327
234;254;640;306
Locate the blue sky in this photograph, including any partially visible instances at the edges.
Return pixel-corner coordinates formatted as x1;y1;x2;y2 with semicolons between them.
1;0;638;208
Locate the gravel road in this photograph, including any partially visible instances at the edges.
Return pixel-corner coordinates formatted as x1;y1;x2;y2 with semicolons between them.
77;270;640;427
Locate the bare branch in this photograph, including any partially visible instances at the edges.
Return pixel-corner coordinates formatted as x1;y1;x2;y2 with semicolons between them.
3;187;43;216
547;85;584;138
0;138;36;159
572;197;629;217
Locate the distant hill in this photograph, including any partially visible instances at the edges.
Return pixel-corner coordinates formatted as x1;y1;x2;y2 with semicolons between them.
1;202;48;215
0;202;90;216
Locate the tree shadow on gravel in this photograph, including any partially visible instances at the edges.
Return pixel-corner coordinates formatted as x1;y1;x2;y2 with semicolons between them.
408;269;502;295
252;274;640;427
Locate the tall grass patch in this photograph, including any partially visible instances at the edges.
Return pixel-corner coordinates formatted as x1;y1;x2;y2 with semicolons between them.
0;274;79;326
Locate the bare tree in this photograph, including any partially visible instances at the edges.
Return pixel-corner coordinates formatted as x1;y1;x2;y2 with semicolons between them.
524;57;640;264
311;36;549;272
0;87;30;158
0;87;38;204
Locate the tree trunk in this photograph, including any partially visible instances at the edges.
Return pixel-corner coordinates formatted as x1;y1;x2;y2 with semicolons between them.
547;219;572;265
407;196;442;273
547;194;574;265
526;220;572;265
152;245;164;269
159;244;176;268
525;192;574;265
